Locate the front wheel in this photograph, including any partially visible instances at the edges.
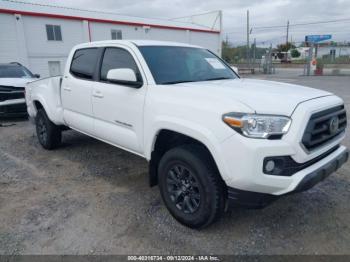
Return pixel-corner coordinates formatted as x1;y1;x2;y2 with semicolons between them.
35;109;62;150
158;145;226;229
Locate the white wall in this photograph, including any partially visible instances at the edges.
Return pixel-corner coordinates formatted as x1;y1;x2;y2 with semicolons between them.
0;13;221;77
22;16;85;76
189;31;221;55
0;14;22;64
142;27;188;42
23;16;85;55
90;22;144;41
317;46;350;58
90;22;220;54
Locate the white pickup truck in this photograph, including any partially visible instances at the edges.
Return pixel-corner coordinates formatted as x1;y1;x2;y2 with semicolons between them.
26;40;348;228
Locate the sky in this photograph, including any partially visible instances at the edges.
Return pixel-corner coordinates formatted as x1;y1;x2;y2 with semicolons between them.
8;0;350;47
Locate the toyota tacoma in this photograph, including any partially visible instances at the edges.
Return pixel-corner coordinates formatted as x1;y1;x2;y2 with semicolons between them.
25;40;348;228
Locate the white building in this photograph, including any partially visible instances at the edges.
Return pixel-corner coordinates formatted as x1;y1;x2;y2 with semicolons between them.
0;1;222;77
295;46;350;60
316;45;350;59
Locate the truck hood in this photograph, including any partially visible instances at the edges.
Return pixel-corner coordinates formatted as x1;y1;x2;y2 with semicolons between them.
0;78;35;88
175;78;332;116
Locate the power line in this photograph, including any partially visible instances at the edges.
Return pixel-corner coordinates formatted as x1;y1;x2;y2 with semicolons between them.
253;18;350;29
226;17;350;34
292;18;350;27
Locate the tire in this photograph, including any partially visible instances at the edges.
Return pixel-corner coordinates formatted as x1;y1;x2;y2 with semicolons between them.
158;144;226;229
35;109;62;150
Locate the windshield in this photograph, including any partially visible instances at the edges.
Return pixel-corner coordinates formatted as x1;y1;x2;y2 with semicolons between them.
138;46;237;85
0;65;34;78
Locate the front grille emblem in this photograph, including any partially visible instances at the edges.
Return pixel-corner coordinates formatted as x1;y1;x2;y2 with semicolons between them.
302;105;346;151
329;116;339;135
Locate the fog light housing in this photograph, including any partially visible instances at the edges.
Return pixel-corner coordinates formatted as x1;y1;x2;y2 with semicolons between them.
263;157;287;175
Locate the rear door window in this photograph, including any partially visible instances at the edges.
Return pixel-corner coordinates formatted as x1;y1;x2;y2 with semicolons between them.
70;48;99;80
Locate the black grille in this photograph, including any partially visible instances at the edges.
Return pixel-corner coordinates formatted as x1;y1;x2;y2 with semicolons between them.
0;85;25;102
0;102;27;116
302;105;347;151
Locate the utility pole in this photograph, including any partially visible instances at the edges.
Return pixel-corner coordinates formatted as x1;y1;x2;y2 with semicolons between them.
306;43;313;76
286;20;289;45
246;10;250;66
266;43;273;74
253;38;256;66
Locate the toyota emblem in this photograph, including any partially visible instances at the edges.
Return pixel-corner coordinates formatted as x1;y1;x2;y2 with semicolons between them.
329;116;339;135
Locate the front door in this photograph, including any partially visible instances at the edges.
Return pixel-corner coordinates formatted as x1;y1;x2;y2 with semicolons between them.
91;47;146;154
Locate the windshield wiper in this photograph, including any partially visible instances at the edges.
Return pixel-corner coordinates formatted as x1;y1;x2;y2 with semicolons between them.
203;77;232;81
161;77;232;85
161;80;196;85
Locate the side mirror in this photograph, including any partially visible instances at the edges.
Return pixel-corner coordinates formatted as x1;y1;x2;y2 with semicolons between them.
106;68;142;88
34;74;40;78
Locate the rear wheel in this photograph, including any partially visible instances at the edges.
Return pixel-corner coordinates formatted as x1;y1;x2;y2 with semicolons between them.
158;144;226;229
35;109;62;150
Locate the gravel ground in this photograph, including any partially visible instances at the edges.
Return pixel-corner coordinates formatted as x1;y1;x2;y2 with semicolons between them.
0;73;350;255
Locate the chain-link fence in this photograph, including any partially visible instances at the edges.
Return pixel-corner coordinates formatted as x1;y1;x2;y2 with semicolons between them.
223;42;350;76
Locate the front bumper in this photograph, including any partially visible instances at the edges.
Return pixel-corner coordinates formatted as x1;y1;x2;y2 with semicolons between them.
227;148;348;208
217;96;347;195
0;99;27;117
293;147;348;192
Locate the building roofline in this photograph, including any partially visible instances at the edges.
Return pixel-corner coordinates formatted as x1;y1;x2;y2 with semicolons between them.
0;8;220;34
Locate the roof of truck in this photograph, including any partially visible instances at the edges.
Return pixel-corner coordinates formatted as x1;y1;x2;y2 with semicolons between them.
74;40;202;49
133;40;202;48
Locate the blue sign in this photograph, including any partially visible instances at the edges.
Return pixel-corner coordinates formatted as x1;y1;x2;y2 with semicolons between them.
305;35;332;43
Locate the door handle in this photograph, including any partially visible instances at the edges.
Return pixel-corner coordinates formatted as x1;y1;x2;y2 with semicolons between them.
63;86;71;91
92;90;104;98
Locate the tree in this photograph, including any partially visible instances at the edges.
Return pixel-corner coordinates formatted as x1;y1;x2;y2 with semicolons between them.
221;42;268;63
276;42;296;52
222;41;234;63
291;49;301;58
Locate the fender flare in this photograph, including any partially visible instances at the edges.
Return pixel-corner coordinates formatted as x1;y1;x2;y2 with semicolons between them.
31;94;63;125
145;117;232;184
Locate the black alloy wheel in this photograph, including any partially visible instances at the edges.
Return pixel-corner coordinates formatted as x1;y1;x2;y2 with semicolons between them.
35;109;62;150
166;164;201;214
158;145;226;229
36;115;48;145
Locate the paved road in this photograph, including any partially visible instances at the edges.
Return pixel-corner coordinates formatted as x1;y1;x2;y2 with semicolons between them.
0;74;349;255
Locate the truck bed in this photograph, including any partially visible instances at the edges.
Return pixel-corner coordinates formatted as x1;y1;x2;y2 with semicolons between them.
26;76;66;125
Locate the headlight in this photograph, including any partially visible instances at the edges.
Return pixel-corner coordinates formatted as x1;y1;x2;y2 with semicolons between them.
223;113;291;139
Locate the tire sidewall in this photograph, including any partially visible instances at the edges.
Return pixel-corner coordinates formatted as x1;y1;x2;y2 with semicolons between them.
158;147;220;228
35;109;61;150
35;110;49;148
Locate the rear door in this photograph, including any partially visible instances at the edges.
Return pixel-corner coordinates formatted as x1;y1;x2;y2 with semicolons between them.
91;46;147;154
61;48;100;135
